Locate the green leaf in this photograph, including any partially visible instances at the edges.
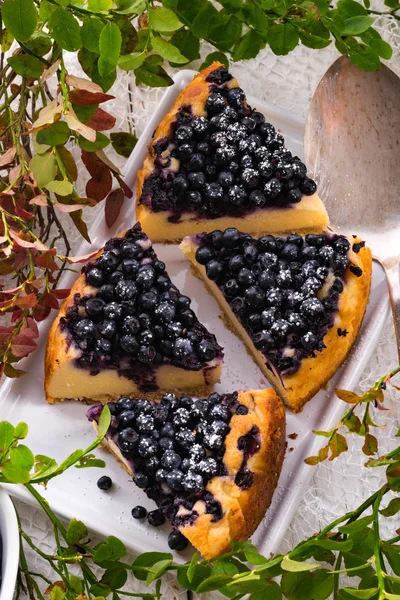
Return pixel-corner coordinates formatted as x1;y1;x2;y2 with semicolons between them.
88;0;112;11
329;431;348;460
281;568;334;600
382;543;400;577
98;405;111;437
2;0;37;41
98;22;122;77
149;7;183;33
78;132;110;152
132;552;173;581
380;497;400;517
113;0;145;14
93;537;127;566
232;29;263;61
362;433;378;456
335;0;368;17
67;518;88;545
78;48;116;92
50;585;65;600
313;539;354;551
341;589;379;599
177;564;212;591
0;422;15;460
76;455;106;469
2;444;34;483
146;559;172;585
281;557;321;572
30;150;58;187
70;210;91;243
368;38;392;60
134;61;173;87
340;15;374;34
339;515;374;534
110;132;137;157
191;2;220;38
39;0;57;20
250;583;282;600
200;50;229;69
73;104;98;123
33;454;59;480
118;51;146;71
7;55;44;79
70;576;83;595
387;461;400;491
25;33;53;56
169;29;200;64
151;35;187;64
187;553;199;583
117;17;138;55
195;574;233;593
101;567;128;590
81;17;105;54
14;423;28;440
37;122;71;146
47;180;74;196
48;8;81;51
342;551;375;578
268;23;299;56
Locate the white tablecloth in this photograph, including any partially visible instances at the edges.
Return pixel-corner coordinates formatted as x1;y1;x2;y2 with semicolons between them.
13;17;400;597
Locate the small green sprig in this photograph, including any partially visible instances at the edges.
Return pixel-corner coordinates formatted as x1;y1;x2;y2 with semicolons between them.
0;371;399;600
305;365;400;465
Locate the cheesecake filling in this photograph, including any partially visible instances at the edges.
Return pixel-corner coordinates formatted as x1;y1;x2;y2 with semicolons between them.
60;223;223;393
186;229;363;378
87;391;258;534
139;65;318;222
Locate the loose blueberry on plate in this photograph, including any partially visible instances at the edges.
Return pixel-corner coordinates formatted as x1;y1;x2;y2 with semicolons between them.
97;476;113;491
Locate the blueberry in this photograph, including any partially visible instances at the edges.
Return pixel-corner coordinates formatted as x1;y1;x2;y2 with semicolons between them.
229;160;240;173
209;404;230;422
195;245;214;265
287;312;306;332
302;277;322;297
247;313;261;331
301;297;325;319
136;413;154;433
135;472;148;488
241;168;259;188
138;436;158;458
187;153;205;172
155;468;168;482
287;188;302;204
334;237;350;254
258;235;276;252
216;145;237;164
204;433;223;451
85;297;105;318
136;266;155;290
103;302;122;321
333;254;349;275
175;125;193;144
218;170;235;188
331;278;344;293
210;420;230;436
260;308;280;328
227;87;245;108
178;144;194;162
118;409;136;429
173;407;191;427
249;190;266;206
161;449;181;470
121;242;141;259
210;132;228;148
245;285;264;307
137;345;156;363
159;437;174;452
196;340;216;361
95;338;112;354
319;245;335;264
192;116;208;137
98;319;117;338
97;284;115;302
258;271;276;290
224;278;240;297
204;182;223;202
118;428;138;453
87;267;104;287
115;280;137;300
165;322;183;339
208;230;224;250
145;456;160;472
263;178;282;198
259;160;274;178
301;331;318;349
147;510;166;527
286;291;304;309
305;234;326;248
166;469;184;491
206;92;226;114
300;177;317;195
253;330;274;351
182;472;204;494
280;243;299;261
231;296;247;316
187;171;206;189
196;140;210;156
271;319;290;340
75;318;96;338
238;268;254;288
236;405;248;415
222;228;241;250
173;338;193;359
197;457;218;479
135;399;153;414
302;260;320;278
132;506;147;519
206;259;223;281
180;309;196;328
122;258;140;276
241;116;256;131
117;397;134;412
189;444;206;461
97;475;112;491
188;190;202;207
175;428;195;449
229;255;245;274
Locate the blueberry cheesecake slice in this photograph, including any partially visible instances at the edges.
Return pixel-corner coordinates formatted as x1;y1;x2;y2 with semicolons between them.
181;229;372;412
87;389;285;559
45;223;223;404
136;62;328;243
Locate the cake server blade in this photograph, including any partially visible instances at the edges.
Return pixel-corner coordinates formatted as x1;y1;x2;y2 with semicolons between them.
304;55;400;360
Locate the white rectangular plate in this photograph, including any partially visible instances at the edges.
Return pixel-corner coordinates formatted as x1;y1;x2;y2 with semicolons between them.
1;70;390;560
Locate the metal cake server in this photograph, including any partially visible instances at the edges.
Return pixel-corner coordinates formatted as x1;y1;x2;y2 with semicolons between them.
304;55;400;360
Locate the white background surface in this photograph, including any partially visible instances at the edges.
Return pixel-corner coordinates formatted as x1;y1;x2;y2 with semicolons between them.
3;13;400;598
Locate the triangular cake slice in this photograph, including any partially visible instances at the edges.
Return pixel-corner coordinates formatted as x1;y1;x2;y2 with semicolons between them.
87;388;285;559
181;229;371;412
136;62;328;243
45;223;223;404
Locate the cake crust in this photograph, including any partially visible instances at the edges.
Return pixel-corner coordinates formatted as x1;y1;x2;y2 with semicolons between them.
181;236;372;412
92;389;286;559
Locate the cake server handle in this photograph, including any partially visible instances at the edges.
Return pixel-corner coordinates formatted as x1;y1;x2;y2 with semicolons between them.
381;257;400;363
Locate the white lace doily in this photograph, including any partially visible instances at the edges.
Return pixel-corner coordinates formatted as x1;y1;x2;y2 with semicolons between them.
12;13;400;598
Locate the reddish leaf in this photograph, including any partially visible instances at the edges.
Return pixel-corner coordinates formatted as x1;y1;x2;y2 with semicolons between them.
69;89;114;105
44;290;60;309
116;175;133;199
86;108;116;131
362;433;378;456
84;153;113;203
15;206;34;219
69;210;91;243
35;251;60;271
0;146;16;167
9;230;36;249
34;302;51;322
11;309;23;323
55;202;87;213
105;189;124;228
25;317;39;338
65;250;99;264
335;389;362;404
14;251;30;272
11;334;38;357
52;288;70;299
14;293;38;308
